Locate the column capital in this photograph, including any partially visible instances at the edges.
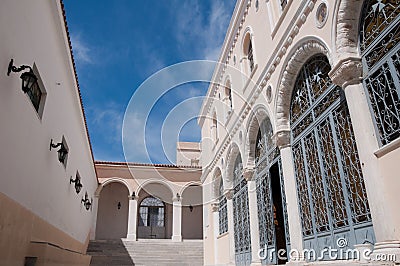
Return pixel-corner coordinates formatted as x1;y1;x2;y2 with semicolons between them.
243;167;255;181
275;129;291;149
211;201;219;212
128;195;139;201
224;188;234;200
329;57;363;88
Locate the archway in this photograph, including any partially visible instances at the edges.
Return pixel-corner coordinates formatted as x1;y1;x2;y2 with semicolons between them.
181;184;203;239
137;182;173;239
95;182;129;239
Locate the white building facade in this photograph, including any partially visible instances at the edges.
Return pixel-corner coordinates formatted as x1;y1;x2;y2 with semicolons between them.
199;0;400;265
0;0;98;265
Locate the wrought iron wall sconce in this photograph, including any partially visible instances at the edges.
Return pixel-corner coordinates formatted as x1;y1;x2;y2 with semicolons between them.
81;192;92;211
70;174;82;194
189;205;193;212
50;139;68;164
7;59;37;93
176;193;180;201
131;192;135;198
117;202;121;209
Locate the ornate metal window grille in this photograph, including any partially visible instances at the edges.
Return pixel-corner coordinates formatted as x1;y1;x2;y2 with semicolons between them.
291;55;375;258
219;180;228;235
139;197;165;227
255;118;290;265
233;155;252;265
360;0;400;145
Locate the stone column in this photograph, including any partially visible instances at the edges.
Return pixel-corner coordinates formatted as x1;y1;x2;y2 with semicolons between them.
211;201;220;265
275;130;305;264
225;188;236;265
244;167;262;266
89;194;100;240
126;194;138;240
330;57;400;261
172;196;182;242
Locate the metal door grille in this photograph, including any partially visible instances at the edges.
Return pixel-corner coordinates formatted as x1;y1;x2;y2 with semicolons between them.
233;155;252;265
219;180;228;235
290;55;375;260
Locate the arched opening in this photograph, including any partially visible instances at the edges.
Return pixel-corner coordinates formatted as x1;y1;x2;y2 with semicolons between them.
212;111;218;144
181;184;203;239
290;54;374;258
224;79;233;111
218;177;228;236
243;33;255;75
232;153;252;265
137;182;173;239
360;0;400;146
254;117;290;265
95;182;129;239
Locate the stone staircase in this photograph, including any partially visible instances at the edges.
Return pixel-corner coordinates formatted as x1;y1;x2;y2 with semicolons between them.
87;239;204;266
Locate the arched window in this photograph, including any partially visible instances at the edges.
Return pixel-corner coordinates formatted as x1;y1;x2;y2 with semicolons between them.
291;55;374;258
212;112;218;143
255;118;290;265
139;197;165;227
360;0;400;146
280;0;288;11
243;33;255;74
218;179;228;235
232;154;252;265
225;79;233;111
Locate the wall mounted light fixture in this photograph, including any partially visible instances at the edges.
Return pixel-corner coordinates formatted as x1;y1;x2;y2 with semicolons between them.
189;205;193;212
7;59;37;93
176;193;180;202
50;139;68;164
70;174;82;194
117;202;121;209
81;192;92;211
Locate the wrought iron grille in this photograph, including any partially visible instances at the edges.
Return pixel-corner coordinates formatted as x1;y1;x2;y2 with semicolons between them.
255;118;291;265
139;197;165;227
248;41;255;73
360;0;400;145
233;155;252;265
291;55;375;258
219;180;228;235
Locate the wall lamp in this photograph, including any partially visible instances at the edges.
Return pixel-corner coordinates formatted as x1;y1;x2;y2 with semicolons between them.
50;139;68;164
189;205;193;212
176;193;180;202
81;192;92;211
7;59;37;93
70;174;82;194
117;202;121;209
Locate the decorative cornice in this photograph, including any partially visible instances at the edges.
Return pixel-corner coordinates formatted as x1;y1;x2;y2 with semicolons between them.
329;57;363;88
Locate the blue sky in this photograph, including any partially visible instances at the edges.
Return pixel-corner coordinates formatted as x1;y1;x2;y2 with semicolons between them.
63;1;236;164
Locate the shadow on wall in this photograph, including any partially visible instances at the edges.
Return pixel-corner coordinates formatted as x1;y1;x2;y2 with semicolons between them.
87;239;134;265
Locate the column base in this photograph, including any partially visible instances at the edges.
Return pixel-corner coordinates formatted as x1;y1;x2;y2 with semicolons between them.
172;235;182;242
372;240;400;263
126;234;137;241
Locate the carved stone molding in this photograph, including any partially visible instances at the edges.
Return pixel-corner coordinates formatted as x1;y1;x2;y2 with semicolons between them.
243;166;255;181
329;57;363;88
211;201;219;212
224;188;234;200
276;40;328;131
275;129;291;149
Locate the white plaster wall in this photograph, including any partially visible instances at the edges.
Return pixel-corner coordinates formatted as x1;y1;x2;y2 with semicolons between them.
0;0;97;244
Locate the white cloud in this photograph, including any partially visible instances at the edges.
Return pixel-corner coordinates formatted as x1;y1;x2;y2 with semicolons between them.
174;1;234;60
70;34;94;64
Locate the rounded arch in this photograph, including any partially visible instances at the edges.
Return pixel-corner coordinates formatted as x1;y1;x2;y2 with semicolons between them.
276;38;331;131
225;142;243;187
245;104;274;168
333;0;364;59
241;26;254;55
179;181;202;196
96;177;132;197
135;178;175;199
